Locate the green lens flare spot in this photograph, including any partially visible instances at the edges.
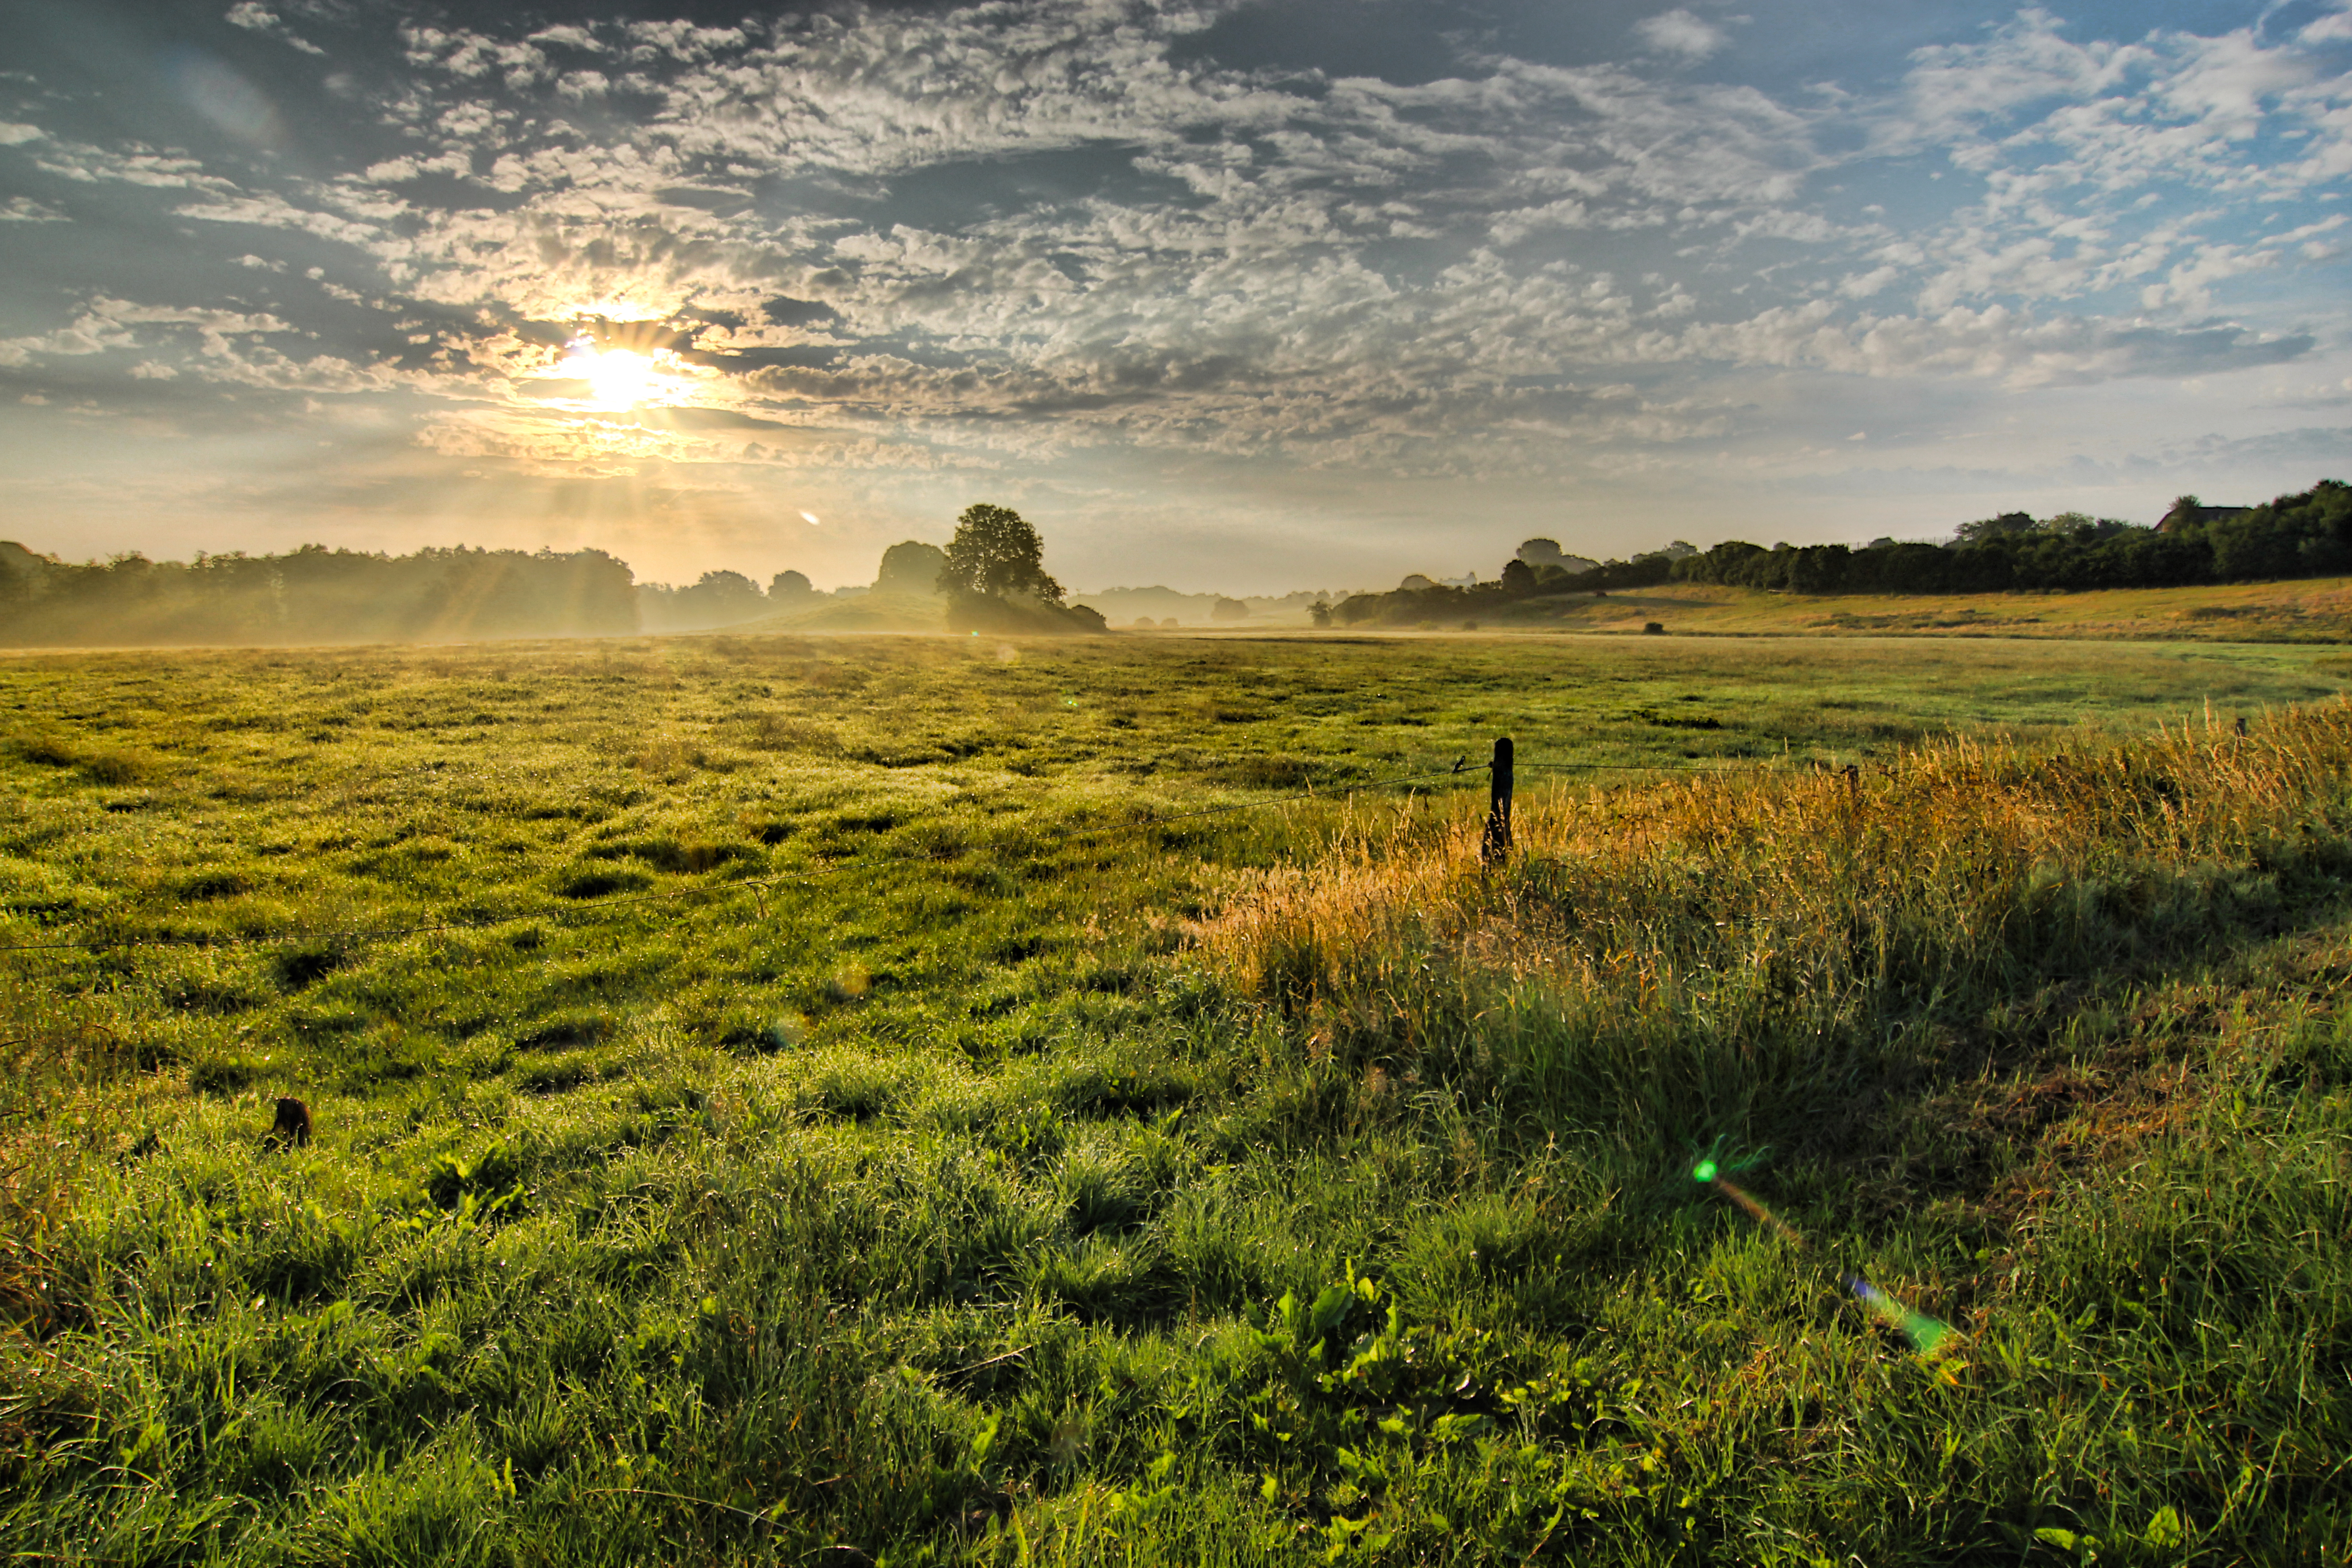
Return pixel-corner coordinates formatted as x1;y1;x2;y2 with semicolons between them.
1898;1313;1956;1356
1693;1160;1718;1182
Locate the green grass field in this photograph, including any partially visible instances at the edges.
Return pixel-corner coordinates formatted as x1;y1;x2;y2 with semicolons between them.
4;631;2350;1564
1477;575;2352;643
617;572;2352;640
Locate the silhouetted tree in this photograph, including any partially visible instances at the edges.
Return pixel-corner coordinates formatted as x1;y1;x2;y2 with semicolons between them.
938;504;1062;601
1210;597;1249;622
683;570;765;621
1953;511;2038;546
874;540;948;596
935;503;1113;633
769;569;814;599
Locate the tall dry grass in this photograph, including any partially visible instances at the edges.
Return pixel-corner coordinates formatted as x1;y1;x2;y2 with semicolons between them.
1202;705;2352;1157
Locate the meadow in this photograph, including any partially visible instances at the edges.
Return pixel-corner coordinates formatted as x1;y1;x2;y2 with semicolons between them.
1476;575;2352;643
3;630;2349;1565
741;573;2352;641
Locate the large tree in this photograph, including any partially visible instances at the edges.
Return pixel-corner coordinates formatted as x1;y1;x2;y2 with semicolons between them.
937;504;1063;601
875;540;948;595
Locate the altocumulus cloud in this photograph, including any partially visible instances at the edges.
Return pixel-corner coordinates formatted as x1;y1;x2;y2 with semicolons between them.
0;0;2346;587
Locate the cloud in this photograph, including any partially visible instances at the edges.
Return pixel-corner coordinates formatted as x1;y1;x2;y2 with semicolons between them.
0;0;2345;555
224;3;327;56
1889;8;2351;201
1676;299;2313;386
1634;9;1734;61
2302;5;2352;45
176;191;385;246
0;298;292;369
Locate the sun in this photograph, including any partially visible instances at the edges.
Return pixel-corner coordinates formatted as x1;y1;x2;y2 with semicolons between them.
557;334;689;412
583;348;663;410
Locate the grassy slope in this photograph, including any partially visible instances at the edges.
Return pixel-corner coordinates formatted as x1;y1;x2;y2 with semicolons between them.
1472;576;2352;643
2;633;2348;1564
736;592;950;635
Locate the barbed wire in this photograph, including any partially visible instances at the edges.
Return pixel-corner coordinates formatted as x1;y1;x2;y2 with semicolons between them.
0;748;1740;957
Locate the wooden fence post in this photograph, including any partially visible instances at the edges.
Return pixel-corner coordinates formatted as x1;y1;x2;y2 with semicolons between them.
1482;736;1514;867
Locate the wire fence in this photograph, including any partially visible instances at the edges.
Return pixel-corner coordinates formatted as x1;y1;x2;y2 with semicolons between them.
0;747;1740;960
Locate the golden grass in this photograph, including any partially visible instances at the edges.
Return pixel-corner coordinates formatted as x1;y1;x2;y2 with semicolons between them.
1204;704;2352;1093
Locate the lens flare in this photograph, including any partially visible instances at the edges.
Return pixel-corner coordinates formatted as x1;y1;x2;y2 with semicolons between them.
1847;1276;1956;1357
1693;1153;1962;1360
799;511;821;525
1709;1176;1808;1248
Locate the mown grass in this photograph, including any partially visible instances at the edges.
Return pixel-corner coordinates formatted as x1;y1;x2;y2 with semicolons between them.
2;632;2348;1565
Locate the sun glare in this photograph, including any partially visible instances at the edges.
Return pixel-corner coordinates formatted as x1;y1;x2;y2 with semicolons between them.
553;333;693;412
583;348;662;410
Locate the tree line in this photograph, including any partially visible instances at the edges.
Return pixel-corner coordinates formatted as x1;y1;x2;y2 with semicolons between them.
0;503;1102;647
1331;480;2351;626
0;544;640;647
1675;482;2351;595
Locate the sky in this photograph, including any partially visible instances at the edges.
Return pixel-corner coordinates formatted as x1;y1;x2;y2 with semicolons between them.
1;0;2348;593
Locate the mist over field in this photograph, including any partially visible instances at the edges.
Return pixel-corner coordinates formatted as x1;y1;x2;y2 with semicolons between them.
6;478;2351;647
